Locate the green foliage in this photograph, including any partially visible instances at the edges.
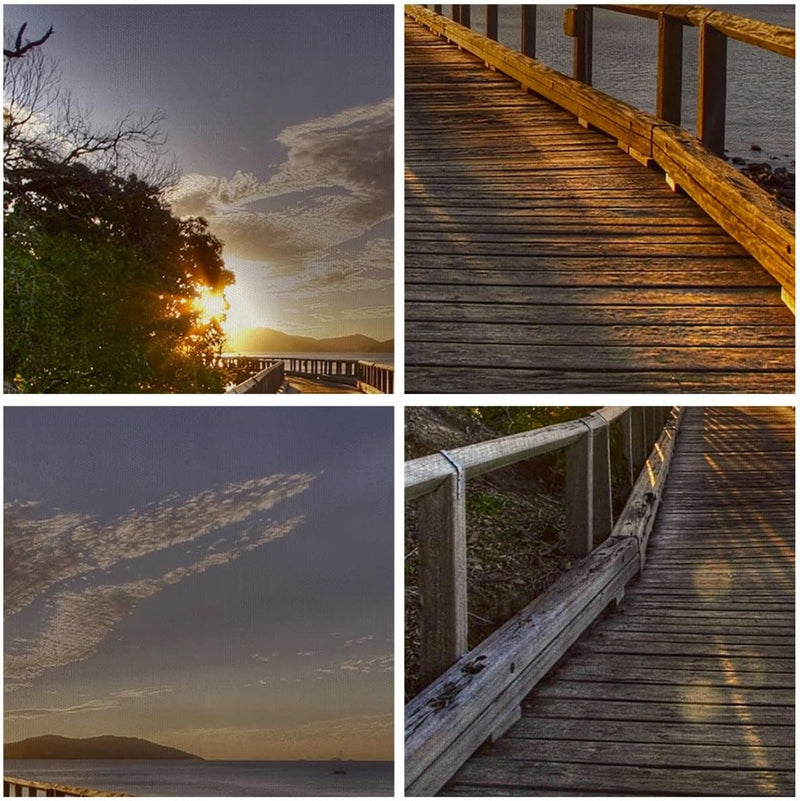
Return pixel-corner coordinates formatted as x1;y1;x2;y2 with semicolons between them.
4;161;234;392
467;489;508;517
464;407;599;435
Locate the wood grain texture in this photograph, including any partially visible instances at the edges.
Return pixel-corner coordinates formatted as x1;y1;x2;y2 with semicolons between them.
441;407;795;797
404;17;795;393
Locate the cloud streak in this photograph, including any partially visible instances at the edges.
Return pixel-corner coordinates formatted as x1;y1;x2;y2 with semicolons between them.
5;473;318;690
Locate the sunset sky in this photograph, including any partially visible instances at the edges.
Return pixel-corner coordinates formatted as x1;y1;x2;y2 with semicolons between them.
4;408;393;760
4;5;394;342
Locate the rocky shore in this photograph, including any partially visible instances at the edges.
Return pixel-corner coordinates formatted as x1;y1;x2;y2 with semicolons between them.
728;148;794;211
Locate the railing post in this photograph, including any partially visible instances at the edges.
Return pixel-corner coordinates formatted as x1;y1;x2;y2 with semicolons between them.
656;11;683;124
521;5;537;57
565;426;593;557
433;4;442;13
460;4;470;28
630;407;648;473
565;6;593;84
452;4;460;24
697;20;727;156
417;467;468;687
621;408;635;489
486;5;498;41
590;414;613;546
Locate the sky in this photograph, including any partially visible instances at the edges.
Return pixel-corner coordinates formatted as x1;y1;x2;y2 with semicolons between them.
4;407;394;761
4;5;394;342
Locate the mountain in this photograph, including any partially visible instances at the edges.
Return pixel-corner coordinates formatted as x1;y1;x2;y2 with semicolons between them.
4;735;202;760
225;327;393;354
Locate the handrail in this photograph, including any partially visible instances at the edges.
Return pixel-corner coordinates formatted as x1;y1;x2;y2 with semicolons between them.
3;776;129;797
406;406;672;688
595;5;795;57
220;355;393;393
408;5;795;310
225;360;284;394
405;407;685;795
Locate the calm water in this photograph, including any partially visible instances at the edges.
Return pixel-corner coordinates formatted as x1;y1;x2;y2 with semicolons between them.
454;4;795;166
224;351;394;365
4;760;393;797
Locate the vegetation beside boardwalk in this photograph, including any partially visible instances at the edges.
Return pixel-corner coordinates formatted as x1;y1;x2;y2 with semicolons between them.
405;407;639;701
4;24;234;393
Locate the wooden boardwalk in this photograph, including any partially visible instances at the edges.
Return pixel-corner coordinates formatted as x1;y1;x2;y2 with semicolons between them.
441;407;795;796
405;20;795;393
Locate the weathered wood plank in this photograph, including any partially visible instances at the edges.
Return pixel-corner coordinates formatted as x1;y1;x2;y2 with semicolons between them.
405;15;795;393
443;760;794;796
440;408;795;796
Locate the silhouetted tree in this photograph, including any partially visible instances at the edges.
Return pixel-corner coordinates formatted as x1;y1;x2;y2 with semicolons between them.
4;24;234;392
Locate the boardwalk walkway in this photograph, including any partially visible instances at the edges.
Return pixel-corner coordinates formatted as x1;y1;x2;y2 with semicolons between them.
440;407;795;796
405;19;795;393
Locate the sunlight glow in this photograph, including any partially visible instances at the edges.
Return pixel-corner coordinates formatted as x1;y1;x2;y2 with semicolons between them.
195;287;228;327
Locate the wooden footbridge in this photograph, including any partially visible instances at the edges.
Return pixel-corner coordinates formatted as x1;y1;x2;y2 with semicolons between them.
405;406;794;796
219;355;394;394
405;6;795;392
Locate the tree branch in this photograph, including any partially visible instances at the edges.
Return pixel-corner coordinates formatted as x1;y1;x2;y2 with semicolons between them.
4;24;54;59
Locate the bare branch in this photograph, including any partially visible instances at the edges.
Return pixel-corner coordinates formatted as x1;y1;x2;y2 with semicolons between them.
4;23;54;59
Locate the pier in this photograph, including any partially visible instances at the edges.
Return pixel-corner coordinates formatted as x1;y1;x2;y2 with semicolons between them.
219;356;394;394
405;5;795;392
405;406;794;795
3;776;128;797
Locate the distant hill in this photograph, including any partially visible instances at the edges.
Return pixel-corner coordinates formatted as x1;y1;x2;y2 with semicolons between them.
226;327;393;354
4;735;202;760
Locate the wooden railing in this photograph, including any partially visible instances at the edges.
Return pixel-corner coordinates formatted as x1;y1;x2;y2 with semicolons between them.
405;406;683;795
3;777;128;797
221;355;393;394
219;356;285;394
356;360;394;394
410;5;795;309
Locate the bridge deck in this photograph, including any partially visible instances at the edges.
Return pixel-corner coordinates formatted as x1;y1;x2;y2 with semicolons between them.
405;20;795;393
441;407;795;796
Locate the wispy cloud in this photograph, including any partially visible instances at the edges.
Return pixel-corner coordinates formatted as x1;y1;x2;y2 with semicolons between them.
114;688;173;699
4;699;118;720
4;473;318;691
165;100;393;337
5;473;316;618
339;654;393;674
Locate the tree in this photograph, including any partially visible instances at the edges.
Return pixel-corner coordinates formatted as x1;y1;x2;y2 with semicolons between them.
4;23;234;392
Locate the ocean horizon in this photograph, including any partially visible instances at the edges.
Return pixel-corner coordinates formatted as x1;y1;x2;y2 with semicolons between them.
223;351;394;365
4;759;394;797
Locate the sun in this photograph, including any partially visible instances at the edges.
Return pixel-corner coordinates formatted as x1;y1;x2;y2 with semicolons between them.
194;287;228;327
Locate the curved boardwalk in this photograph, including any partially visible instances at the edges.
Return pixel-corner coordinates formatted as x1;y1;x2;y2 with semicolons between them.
405;20;795;393
441;407;795;796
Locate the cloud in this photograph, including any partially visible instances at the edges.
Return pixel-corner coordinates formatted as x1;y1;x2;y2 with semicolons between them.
4;700;118;720
4;472;319;691
114;688;172;699
338;654;393;674
5;517;305;689
5;472;316;619
164;100;393;333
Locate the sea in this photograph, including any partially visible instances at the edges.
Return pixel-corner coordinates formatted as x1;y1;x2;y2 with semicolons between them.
3;759;394;797
223;352;394;366
462;4;795;167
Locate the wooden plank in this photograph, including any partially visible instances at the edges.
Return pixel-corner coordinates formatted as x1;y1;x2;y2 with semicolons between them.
653;125;795;303
509;715;794;746
405;342;794;373
405;536;641;795
443;760;795;796
404;367;794;394
478;738;796;770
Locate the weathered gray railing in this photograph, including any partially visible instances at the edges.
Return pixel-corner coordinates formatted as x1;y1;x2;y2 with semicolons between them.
405;406;683;795
224;359;285;394
356;360;394;394
412;5;795;309
3;777;128;797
